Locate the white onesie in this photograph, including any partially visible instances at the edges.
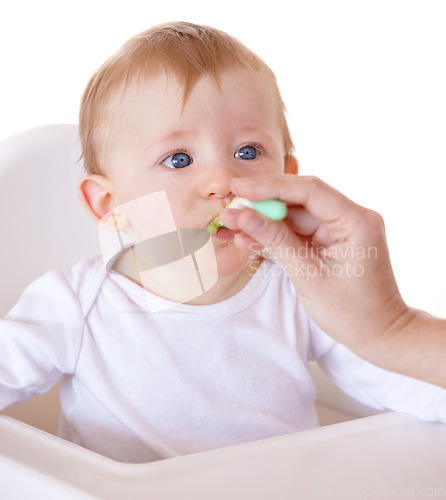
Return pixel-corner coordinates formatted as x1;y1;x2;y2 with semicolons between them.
1;257;445;463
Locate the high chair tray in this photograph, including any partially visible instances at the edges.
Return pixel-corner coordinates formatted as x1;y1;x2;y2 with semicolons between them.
0;412;445;499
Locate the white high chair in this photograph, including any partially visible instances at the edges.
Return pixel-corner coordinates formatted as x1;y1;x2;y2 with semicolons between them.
0;125;99;433
0;125;380;498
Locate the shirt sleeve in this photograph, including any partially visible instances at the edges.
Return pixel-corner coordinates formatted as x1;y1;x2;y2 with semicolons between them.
0;269;85;410
307;317;446;423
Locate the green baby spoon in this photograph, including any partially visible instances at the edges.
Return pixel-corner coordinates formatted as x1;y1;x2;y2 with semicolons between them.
230;197;288;220
205;196;287;234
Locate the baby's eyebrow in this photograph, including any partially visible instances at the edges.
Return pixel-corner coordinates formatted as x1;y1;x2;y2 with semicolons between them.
237;125;276;142
140;129;197;157
160;129;197;142
139;125;276;158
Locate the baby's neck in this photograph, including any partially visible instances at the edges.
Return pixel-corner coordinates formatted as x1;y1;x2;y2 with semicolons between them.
112;247;263;306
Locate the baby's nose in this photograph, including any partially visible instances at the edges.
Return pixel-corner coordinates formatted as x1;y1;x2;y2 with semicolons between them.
198;158;238;198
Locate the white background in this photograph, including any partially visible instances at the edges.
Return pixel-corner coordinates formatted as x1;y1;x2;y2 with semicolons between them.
1;0;445;315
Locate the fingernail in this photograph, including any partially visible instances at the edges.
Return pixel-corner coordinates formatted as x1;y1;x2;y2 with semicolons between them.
221;208;242;216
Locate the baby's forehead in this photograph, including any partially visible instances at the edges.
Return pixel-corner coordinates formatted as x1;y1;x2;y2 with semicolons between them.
115;66;277;117
119;71;185;105
117;70;279;134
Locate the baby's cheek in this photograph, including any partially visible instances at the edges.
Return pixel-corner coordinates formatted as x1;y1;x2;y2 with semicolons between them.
263;158;284;174
166;193;194;228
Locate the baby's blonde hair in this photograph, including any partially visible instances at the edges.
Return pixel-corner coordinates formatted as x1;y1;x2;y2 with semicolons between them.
79;22;294;175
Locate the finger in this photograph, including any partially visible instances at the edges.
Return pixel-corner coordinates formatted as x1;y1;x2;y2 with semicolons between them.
233;232;264;256
217;209;264;256
218;208;240;229
221;206;333;248
220;204;323;236
235;208;308;259
231;175;361;225
286;207;322;236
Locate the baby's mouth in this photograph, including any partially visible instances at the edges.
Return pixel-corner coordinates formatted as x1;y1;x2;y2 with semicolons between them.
205;214;225;235
211;227;239;241
204;197;240;235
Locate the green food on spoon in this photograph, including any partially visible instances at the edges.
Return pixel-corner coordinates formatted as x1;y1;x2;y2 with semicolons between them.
206;217;224;235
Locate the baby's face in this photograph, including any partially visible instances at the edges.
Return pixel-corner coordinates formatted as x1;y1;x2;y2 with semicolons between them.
106;67;294;276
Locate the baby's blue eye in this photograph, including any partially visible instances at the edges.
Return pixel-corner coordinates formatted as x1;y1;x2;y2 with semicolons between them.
162;152;192;169
235;146;258;160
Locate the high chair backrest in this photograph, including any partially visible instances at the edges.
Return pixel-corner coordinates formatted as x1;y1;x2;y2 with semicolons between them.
0;125;100;317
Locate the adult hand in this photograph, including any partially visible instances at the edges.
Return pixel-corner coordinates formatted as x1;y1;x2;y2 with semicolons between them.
220;174;446;388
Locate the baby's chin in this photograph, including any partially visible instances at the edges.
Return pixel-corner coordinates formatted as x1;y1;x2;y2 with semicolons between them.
215;245;261;278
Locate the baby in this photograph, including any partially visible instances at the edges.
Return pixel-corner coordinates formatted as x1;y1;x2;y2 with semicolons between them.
1;22;445;463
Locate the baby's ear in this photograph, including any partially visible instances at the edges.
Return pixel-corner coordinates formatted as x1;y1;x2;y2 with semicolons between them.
78;175;128;231
284;155;298;175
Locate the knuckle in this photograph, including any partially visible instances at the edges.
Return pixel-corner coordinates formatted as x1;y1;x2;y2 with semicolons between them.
358;208;385;239
304;176;325;203
363;208;385;229
261;221;289;249
305;176;323;191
